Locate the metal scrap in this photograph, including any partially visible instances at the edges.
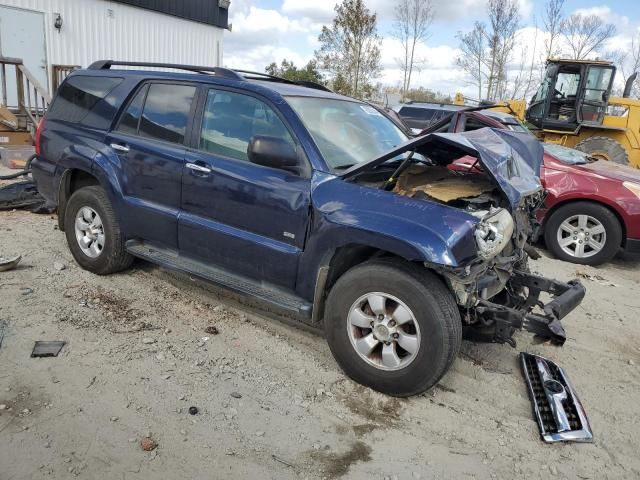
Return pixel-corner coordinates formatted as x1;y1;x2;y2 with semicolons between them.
0;255;21;272
31;341;65;358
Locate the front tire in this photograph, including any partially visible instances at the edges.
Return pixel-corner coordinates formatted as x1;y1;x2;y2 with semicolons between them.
64;186;133;275
324;259;462;397
544;201;622;266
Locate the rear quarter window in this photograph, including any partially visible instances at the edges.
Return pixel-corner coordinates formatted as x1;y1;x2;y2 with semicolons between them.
48;75;123;123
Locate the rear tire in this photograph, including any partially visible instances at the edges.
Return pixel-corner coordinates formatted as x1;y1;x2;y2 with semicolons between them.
575;136;628;165
324;259;461;397
544;201;622;266
64;186;133;275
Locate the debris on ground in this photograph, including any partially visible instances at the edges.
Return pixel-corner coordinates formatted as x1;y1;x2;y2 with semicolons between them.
31;341;65;358
188;406;198;415
204;325;219;335
0;181;45;211
140;437;158;451
0;255;21;272
0;320;6;349
575;270;618;287
53;261;66;271
230;392;242;399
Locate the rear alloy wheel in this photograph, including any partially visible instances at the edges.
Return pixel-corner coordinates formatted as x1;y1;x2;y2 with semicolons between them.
575;136;629;165
324;259;461;397
544;202;622;266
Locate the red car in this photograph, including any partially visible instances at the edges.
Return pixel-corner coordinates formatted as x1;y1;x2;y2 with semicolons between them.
441;110;640;265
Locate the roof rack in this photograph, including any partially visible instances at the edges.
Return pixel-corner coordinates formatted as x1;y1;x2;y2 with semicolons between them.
233;69;332;92
88;60;333;92
88;60;244;81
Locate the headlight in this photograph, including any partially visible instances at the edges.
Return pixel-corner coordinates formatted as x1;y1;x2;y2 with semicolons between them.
474;208;514;259
623;181;640;199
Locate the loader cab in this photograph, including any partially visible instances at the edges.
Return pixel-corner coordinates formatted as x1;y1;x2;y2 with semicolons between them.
526;60;616;132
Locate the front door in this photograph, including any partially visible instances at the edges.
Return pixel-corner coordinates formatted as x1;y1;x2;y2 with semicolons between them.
577;65;615;125
0;6;48;107
106;82;197;248
179;88;311;289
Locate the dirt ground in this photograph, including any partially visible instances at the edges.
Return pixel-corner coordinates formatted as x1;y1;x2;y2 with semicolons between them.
1;172;640;480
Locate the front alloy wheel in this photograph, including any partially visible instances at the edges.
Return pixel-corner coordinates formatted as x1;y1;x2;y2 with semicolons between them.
347;293;420;371
324;259;461;397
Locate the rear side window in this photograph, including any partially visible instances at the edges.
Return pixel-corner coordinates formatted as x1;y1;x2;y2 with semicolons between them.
48;76;123;123
115;83;196;145
399;107;434;121
139;84;196;144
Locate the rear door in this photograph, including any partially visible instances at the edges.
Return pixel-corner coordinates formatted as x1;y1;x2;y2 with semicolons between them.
179;87;311;289
105;82;197;248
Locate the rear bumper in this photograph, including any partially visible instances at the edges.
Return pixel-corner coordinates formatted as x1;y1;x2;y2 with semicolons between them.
624;238;640;254
471;271;585;346
30;156;57;205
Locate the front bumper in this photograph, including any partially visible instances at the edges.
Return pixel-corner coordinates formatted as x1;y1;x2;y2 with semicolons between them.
624;238;640;254
471;271;585;346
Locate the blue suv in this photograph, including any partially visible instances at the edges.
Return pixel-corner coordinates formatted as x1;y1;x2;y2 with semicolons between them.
32;61;585;396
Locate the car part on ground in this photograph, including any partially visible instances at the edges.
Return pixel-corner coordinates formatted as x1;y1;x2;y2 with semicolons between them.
0;255;21;272
0;181;46;211
520;352;593;443
544;201;623;266
31;340;66;358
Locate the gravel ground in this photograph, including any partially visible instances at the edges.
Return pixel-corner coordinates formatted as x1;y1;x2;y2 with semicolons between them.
1;171;639;479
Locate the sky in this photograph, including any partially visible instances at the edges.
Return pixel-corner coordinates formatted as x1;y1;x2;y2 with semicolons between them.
222;0;640;97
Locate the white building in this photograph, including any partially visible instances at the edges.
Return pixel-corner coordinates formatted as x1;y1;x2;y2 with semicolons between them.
0;0;229;99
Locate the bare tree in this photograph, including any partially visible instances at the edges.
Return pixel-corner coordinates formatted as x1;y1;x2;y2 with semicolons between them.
456;22;488;100
392;0;435;98
486;0;520;100
561;14;616;60
508;22;540;100
542;0;565;60
315;0;381;98
613;33;640;98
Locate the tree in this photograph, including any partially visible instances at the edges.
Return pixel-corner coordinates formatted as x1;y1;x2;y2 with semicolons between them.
265;59;324;84
457;0;520;101
561;14;616;60
542;0;565;60
392;0;435;98
456;22;488;100
315;0;382;98
485;0;520;100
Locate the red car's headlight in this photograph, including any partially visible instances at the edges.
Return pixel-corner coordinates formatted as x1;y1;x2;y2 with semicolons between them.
623;181;640;199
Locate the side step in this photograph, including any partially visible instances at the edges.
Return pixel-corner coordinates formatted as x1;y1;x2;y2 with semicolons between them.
126;240;312;318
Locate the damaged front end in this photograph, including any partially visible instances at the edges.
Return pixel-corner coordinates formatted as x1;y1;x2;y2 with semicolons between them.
344;128;585;346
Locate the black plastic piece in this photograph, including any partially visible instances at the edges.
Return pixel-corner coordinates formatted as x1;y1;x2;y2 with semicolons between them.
31;341;65;357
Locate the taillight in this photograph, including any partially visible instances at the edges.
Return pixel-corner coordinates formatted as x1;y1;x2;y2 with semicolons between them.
35;117;46;157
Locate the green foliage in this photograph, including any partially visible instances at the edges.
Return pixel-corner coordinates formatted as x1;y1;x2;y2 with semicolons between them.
314;0;381;99
264;59;324;84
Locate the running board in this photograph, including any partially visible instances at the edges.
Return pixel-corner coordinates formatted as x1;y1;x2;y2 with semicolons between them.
126;240;312;318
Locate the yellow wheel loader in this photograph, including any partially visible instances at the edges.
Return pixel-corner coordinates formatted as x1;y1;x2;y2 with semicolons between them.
455;59;640;168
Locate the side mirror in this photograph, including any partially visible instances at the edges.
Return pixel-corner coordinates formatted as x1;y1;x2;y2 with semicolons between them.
247;135;300;173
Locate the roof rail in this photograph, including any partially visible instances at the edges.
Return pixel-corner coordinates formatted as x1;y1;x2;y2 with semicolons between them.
87;60;244;81
233;69;333;92
87;61;333;93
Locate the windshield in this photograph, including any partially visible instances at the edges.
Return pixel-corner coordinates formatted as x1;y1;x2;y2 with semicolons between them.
504;120;533;135
287;97;411;169
543;144;591;165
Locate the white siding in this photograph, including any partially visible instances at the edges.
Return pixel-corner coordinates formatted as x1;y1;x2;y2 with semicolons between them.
0;0;224;71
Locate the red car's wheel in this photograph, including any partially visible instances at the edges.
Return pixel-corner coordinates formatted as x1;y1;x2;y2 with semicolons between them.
544;202;622;266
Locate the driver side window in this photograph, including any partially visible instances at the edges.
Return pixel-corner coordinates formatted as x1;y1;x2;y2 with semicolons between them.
199;89;295;162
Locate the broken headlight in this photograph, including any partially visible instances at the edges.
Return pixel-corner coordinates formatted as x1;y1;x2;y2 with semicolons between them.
473;208;514;260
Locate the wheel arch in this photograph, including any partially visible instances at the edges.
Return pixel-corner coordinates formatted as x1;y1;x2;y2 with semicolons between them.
57;168;102;231
310;243;440;325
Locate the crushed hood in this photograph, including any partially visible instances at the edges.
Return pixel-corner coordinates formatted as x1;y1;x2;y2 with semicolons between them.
341;127;544;207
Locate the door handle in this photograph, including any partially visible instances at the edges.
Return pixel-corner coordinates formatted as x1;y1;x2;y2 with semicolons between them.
186;162;212;174
110;143;130;153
